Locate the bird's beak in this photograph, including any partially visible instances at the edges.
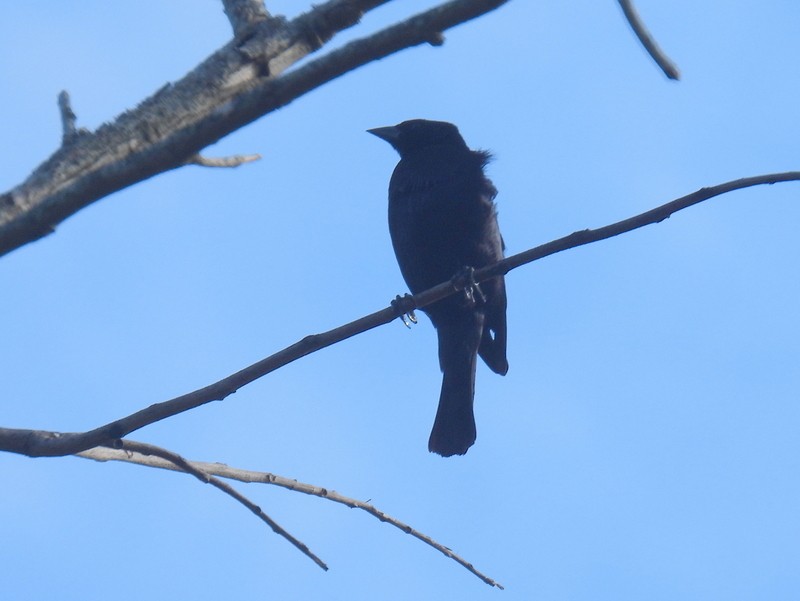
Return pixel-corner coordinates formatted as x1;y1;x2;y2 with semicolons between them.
367;126;400;145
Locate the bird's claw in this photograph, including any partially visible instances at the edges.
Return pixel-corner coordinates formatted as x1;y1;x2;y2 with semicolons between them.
391;294;418;328
452;266;486;307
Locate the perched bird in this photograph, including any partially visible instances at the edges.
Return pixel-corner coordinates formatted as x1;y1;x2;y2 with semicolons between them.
368;119;508;457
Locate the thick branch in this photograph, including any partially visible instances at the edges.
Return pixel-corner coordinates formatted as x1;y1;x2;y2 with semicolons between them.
0;0;507;258
1;171;797;458
80;445;502;587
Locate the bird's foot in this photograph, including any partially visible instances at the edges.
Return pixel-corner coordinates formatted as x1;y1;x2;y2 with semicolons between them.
452;266;486;307
391;294;418;328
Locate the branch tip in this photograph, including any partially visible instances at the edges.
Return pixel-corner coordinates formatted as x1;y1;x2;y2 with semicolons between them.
618;0;680;80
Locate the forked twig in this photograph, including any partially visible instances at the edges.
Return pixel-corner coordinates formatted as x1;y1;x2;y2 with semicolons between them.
80;444;502;587
113;440;328;571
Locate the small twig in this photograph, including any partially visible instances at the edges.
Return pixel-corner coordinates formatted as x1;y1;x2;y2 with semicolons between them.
222;0;270;37
112;440;328;571
79;445;502;587
57;91;79;144
186;153;262;168
3;171;799;459
617;0;680;80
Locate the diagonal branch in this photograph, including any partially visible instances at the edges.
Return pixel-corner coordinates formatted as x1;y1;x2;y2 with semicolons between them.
112;440;327;570
80;444;502;587
0;0;509;258
1;171;798;458
618;0;680;80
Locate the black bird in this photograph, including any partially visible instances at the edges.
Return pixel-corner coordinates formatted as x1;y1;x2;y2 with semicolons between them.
368;119;508;457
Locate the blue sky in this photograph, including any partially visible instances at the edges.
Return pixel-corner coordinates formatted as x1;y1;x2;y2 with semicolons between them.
2;1;800;599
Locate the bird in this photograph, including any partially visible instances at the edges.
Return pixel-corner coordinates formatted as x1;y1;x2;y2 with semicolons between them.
368;119;508;457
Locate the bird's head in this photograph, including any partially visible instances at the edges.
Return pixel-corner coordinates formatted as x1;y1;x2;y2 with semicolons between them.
368;119;468;158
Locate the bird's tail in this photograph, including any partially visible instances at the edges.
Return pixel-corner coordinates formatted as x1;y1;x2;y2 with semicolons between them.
478;277;509;375
428;317;482;457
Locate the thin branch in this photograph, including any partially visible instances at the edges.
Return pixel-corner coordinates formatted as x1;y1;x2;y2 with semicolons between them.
491;171;800;276
2;171;798;458
617;0;680;80
0;0;506;258
186;153;262;167
80;445;501;587
113;440;327;570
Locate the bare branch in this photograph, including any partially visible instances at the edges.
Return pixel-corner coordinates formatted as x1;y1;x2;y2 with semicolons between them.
112;440;328;570
186;153;262;167
491;172;800;276
618;0;680;80
80;445;502;586
222;0;271;37
0;0;506;258
2;171;798;458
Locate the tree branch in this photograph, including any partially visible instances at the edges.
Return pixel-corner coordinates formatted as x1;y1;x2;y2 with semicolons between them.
618;0;680;80
80;444;502;587
111;440;327;570
2;171;797;458
0;0;508;258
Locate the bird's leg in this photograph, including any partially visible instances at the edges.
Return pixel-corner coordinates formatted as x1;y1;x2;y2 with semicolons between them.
452;266;486;307
391;294;418;328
